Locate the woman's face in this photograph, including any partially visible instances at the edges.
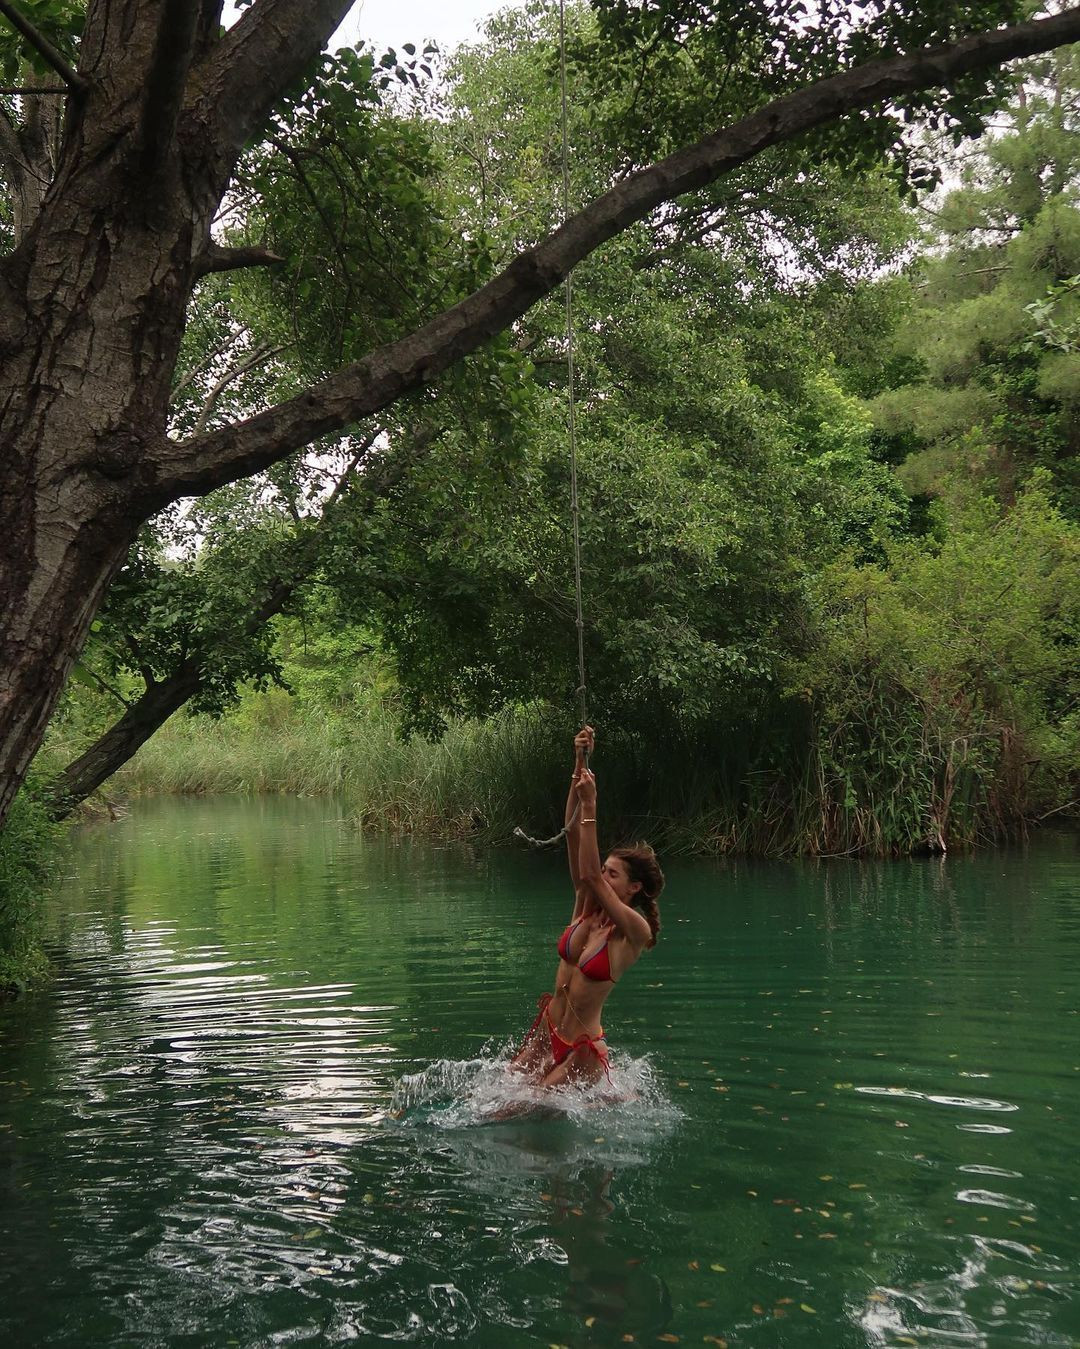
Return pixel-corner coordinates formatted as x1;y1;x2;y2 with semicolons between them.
602;855;642;905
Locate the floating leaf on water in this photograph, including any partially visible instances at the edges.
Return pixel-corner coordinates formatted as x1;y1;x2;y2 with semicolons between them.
747;1190;758;1197
702;1338;728;1347
540;1193;552;1201
570;1207;584;1217
819;1175;833;1181
593;1138;605;1144
696;1300;713;1308
752;1304;765;1315
800;1303;817;1314
584;1317;596;1328
658;1335;680;1343
849;1183;867;1190
709;1264;726;1273
688;1260;700;1270
677;1081;690;1088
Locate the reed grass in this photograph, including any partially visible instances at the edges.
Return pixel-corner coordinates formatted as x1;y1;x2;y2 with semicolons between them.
112;685;1064;856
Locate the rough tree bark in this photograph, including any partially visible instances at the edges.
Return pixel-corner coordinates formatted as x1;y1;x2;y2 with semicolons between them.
2;0;1080;831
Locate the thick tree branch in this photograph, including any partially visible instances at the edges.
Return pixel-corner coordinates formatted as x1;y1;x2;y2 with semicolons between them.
191;0;350;168
0;0;87;92
140;0;202;175
153;4;1080;504
193;242;286;278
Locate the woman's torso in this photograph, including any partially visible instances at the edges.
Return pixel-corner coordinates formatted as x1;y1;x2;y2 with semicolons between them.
549;912;636;1037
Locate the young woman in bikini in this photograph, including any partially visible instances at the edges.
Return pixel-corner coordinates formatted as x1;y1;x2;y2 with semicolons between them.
511;727;664;1087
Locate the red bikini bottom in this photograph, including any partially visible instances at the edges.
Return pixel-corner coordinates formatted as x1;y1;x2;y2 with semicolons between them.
519;993;611;1081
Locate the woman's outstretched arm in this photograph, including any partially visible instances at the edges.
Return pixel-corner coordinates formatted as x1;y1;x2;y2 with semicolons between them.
574;769;652;947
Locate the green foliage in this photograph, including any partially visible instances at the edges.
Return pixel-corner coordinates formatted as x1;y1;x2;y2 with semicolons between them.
793;475;1080;852
582;0;1029;195
0;0;82;82
0;785;60;994
863;48;1080;515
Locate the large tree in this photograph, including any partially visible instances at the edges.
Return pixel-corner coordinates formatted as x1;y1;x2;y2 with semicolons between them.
2;0;1080;832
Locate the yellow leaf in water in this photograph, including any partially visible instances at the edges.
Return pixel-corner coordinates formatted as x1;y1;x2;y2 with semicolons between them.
593;1137;605;1144
800;1304;817;1314
658;1336;680;1344
703;1338;728;1347
688;1260;700;1271
849;1183;867;1190
819;1175;833;1181
709;1264;727;1273
584;1317;596;1328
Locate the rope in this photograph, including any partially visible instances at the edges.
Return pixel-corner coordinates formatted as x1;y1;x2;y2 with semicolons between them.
559;0;588;734
513;0;588;851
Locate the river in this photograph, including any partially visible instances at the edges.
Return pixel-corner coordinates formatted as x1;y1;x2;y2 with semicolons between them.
1;796;1078;1347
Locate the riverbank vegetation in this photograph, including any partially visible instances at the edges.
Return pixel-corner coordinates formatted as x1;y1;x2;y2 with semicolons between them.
5;8;1074;882
0;786;59;995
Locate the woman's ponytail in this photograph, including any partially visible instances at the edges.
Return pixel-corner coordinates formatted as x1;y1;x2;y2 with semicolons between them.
610;843;664;949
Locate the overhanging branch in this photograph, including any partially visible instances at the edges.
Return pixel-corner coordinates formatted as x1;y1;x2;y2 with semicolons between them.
155;5;1080;504
0;0;86;93
193;243;286;278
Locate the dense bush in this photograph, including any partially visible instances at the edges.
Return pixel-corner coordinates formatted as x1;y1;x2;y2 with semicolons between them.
0;785;60;994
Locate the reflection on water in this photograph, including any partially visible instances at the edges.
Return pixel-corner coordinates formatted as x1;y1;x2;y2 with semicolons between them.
0;797;1078;1346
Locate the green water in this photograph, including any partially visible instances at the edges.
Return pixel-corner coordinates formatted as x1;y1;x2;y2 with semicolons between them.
1;798;1079;1348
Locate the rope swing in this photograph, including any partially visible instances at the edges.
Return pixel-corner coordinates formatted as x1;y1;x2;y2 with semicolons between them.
513;0;589;850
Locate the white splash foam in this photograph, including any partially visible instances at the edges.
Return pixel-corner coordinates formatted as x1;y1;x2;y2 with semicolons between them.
389;1045;677;1132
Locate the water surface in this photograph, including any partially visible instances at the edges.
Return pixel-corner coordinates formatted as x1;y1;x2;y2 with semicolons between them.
1;797;1078;1347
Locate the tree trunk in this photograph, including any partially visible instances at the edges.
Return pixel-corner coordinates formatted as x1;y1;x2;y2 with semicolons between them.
45;662;204;818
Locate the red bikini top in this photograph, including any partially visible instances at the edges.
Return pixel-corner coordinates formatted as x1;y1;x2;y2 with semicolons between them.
556;918;614;982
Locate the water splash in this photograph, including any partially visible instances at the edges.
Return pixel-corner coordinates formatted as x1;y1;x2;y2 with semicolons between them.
389;1043;677;1132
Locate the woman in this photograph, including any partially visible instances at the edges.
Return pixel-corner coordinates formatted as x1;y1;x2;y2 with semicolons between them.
512;727;664;1088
